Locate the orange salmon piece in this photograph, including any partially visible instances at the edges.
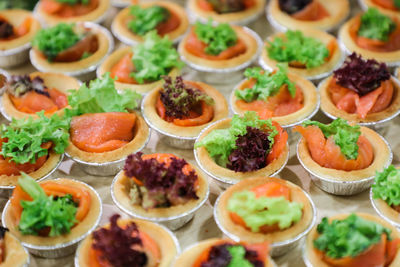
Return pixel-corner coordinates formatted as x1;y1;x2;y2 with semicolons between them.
294;125;327;167
110;53;137;84
9;90;64;114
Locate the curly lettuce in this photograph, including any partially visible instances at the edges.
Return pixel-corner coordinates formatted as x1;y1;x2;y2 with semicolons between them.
358;8;395;42
128;5;169;36
372;165;400;207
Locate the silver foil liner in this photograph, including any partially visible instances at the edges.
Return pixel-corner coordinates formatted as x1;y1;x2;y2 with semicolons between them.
111;170;210;230
370;189;400;229
213;189;317;257
2;179;103;258
296;139;393;195
0;68;10;95
0;42;31;68
179;27;263;85
111;0;130;8
29;22;114;82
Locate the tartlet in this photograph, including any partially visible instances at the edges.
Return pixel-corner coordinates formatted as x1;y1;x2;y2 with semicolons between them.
112;1;189;46
0;9;41;68
214;177;316;257
267;0;349;32
2;178;102;258
260;28;343;81
187;0;266;25
0;229;30;267
34;0;110;26
75;214;180;267
303;213;400;267
358;0;400;19
0;72;80;121
142;79;229;149
30;22;113;81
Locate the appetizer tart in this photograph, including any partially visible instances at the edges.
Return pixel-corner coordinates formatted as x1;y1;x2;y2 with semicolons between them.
338;8;400;66
173;238;276;267
0;226;30;267
0;112;68;189
178;20;261;83
359;0;400;20
0;9;41;68
30;22;113;81
267;0;349;32
0;73;80;121
2;174;102;258
295;118;392;195
111;152;209;230
75;213;180;267
320;53;400;125
231;65;319;128
186;0;266;25
112;1;189;46
194;112;289;188
97;31;182;94
303;213;400;267
214;177;316;257
142;75;229;149
65;74;150;176
35;0;110;26
260;29;343;81
371;165;400;228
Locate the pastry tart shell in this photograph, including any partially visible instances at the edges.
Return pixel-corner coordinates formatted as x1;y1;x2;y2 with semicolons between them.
2;232;29;267
370;181;400;228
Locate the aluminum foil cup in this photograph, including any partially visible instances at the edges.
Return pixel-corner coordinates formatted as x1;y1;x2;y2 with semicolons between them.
29;22;114;82
179;27;263;85
0;42;31;68
111;0;131;8
214;191;317;257
2;179;103;258
0;68;10;95
370;189;400;229
111;170;210;230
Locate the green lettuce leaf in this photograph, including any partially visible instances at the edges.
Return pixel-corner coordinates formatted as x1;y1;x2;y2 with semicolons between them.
396;0;400;8
0;112;70;164
303;118;361;160
67;72;141;116
127;5;169;36
18;173;77;237
314;214;392;259
131;31;184;84
0;0;39;10
235;64;296;102
195;111;277;167
194;19;238;56
227;246;254;267
267;30;329;69
372;165;400;206
358;8;395;42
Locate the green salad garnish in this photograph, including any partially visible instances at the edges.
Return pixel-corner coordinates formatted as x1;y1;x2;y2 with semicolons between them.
0;112;70;164
396;0;400;8
314;214;392;259
267;30;329;69
0;0;38;10
195;111;277;167
67;73;141;116
194;20;238;56
372;165;400;207
303;118;361;160
226;246;255;267
18;173;77;237
32;23;81;61
228;190;303;232
131;31;183;84
358;8;396;42
235;64;296;103
128;5;170;36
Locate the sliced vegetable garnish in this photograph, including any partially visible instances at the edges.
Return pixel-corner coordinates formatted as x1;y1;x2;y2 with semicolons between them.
67;72;141;116
0;111;70;164
358;8;396;41
128;5;169;36
160;76;214;119
194;19;238;56
17;173;77;237
235;64;296;103
131;31;183;83
314;214;392;259
92;214;147;267
6;75;46;97
278;0;312;14
333;53;390;96
195;111;277;167
302;118;361;160
267;30;329;69
372;165;400;207
32;23;81;61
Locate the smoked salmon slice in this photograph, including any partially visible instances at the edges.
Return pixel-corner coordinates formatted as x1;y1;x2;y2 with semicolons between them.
70;112;136;153
291;0;329;21
110;53;137;84
41;0;99;17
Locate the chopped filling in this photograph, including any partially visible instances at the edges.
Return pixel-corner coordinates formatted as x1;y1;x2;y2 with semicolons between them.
124;152;199;209
0;19;13;39
372;165;400;212
278;0;312;14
